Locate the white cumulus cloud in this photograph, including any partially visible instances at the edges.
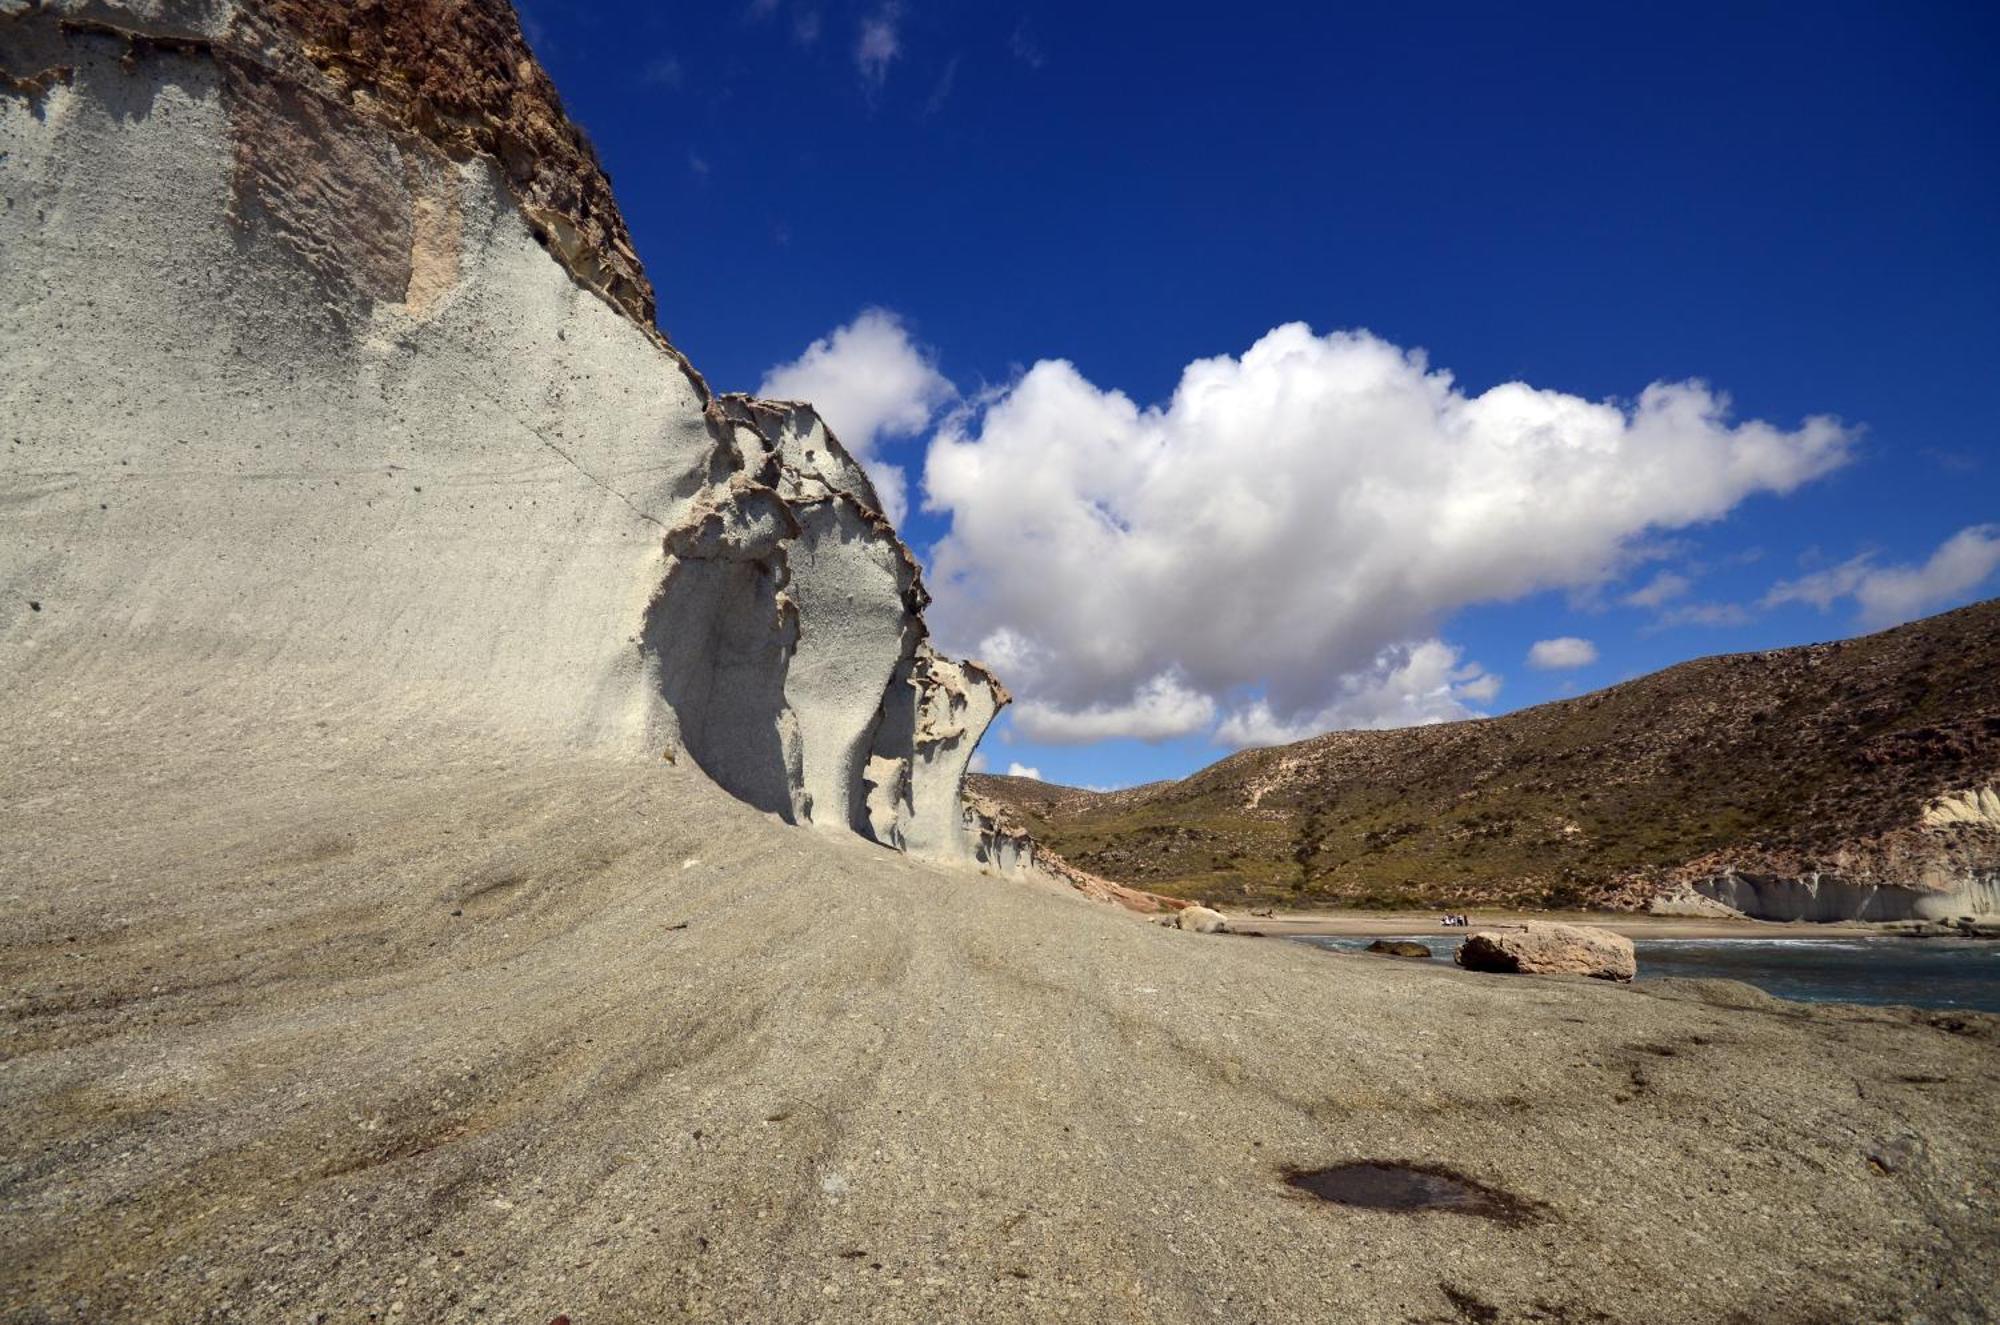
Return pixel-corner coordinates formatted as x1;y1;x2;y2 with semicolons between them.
1763;524;2000;628
923;323;1852;744
760;309;954;525
1004;762;1043;780
1526;636;1599;669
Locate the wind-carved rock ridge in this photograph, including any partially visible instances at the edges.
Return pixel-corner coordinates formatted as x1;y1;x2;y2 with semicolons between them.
643;393;1016;862
0;0;1013;867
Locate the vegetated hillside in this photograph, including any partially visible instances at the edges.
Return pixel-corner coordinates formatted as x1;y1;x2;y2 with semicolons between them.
971;599;2000;911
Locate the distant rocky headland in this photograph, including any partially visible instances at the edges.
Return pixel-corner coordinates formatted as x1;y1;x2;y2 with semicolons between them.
975;599;2000;922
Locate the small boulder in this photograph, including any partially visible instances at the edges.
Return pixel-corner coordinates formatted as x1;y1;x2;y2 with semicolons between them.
1366;939;1433;959
1455;922;1636;982
1957;915;2000;940
1168;905;1229;934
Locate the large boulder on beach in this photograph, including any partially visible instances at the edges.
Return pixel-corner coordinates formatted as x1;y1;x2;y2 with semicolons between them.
1456;922;1636;981
1167;905;1230;934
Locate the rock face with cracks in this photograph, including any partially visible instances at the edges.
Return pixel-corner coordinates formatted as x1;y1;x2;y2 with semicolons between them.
0;0;1004;863
644;394;1008;859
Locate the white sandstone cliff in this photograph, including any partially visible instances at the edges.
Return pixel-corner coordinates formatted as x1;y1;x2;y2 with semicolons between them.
0;0;1001;863
1659;790;2000;921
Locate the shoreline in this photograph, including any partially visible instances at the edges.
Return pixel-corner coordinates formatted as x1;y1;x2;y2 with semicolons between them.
1236;909;1885;941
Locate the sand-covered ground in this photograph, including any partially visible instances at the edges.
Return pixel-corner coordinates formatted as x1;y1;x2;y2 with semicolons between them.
4;715;1998;1324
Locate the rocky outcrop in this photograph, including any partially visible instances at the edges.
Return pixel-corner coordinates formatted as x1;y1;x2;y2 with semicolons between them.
1924;786;2000;830
1456;924;1636;981
0;0;1003;864
962;786;1036;874
239;0;660;333
638;393;1023;859
1662;807;2000;921
1645;888;1745;919
1878;916;2000;939
1367;940;1434;959
1688;872;2000;924
860;650;1014;863
1688;868;2000;923
959;789;1195;913
639;394;1011;855
1163;905;1229;934
1052;858;1185;914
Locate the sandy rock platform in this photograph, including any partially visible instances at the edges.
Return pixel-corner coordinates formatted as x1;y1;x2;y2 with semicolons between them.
3;719;1996;1323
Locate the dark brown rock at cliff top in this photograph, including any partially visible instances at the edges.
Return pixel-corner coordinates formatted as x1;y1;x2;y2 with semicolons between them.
972;599;2000;914
242;0;660;334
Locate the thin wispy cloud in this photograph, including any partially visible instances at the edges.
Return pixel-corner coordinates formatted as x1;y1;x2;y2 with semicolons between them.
855;5;901;87
1009;21;1046;69
1622;570;1691;609
1647;602;1755;631
641;54;683;89
1764;524;2000;628
924;55;961;117
513;0;552;56
1922;447;1980;474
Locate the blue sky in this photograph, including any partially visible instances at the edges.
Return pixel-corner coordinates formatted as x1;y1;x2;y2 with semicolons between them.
520;1;1999;789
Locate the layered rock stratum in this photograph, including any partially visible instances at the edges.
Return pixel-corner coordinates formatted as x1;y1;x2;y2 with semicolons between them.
3;4;1996;1321
977;601;2000;921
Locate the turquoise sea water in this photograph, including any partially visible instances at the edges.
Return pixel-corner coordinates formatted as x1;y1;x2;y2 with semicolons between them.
1291;934;2000;1013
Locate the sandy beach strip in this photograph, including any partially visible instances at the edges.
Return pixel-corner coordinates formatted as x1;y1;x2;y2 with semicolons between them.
1239;909;1881;940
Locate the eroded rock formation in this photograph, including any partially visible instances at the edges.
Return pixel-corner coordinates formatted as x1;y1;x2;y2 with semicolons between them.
1685;865;2000;923
0;0;1004;863
644;396;1009;859
1456;923;1637;982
